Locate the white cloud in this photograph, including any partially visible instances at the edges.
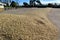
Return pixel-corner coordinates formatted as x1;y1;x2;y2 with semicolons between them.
56;0;60;3
41;0;60;4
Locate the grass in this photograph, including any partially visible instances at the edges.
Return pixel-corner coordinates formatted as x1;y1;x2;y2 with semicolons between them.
0;8;58;40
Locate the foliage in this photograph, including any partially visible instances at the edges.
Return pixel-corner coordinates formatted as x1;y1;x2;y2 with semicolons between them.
23;2;29;6
47;3;53;7
10;1;17;7
6;3;9;7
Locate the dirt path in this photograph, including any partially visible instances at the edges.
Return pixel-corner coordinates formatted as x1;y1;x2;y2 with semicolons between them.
48;8;60;40
0;8;33;14
0;8;45;14
0;8;51;14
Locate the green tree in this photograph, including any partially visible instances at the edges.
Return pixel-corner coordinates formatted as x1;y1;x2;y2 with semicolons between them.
6;3;9;7
36;0;42;5
23;2;29;6
29;0;42;6
10;1;17;7
48;3;53;7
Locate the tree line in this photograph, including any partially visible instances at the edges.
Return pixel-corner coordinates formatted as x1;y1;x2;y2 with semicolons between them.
5;0;60;8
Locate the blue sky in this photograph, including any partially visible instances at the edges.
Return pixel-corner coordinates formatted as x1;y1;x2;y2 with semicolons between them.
12;0;60;5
